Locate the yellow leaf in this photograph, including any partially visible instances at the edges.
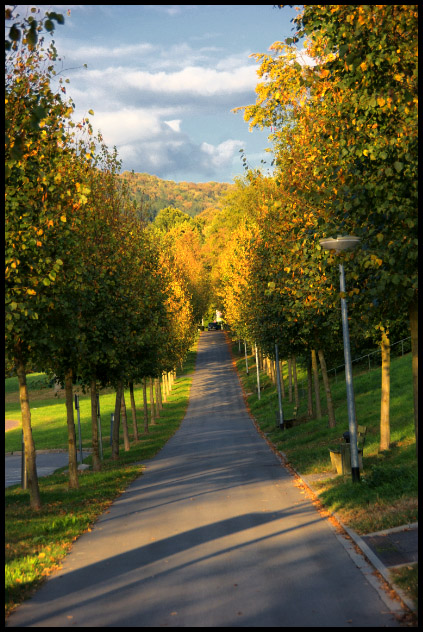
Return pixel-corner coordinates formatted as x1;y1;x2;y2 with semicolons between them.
60;215;67;223
38;552;46;559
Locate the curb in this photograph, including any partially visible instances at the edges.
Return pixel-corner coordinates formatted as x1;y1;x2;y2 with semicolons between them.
296;469;417;614
225;335;416;616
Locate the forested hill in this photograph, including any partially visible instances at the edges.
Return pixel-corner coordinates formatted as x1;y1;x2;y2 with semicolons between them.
121;171;234;219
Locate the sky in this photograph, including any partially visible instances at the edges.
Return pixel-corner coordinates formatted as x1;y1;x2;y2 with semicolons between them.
12;5;303;183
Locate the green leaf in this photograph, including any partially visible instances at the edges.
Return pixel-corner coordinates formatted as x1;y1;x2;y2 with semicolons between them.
393;161;404;173
9;24;21;41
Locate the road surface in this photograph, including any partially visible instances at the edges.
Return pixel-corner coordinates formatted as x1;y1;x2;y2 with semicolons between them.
7;331;402;627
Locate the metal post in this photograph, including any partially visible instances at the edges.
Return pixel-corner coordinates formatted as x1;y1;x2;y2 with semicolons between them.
21;430;27;489
275;343;284;429
244;341;249;375
97;393;103;460
255;343;261;400
110;413;114;446
339;262;360;482
75;394;83;464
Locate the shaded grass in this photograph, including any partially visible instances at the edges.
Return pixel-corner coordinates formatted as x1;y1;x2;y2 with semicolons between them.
232;344;417;535
5;340;198;619
389;563;418;611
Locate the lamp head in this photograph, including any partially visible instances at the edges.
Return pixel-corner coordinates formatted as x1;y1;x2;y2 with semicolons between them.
319;235;361;252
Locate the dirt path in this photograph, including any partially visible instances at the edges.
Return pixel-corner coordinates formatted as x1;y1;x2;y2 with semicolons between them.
5;419;20;432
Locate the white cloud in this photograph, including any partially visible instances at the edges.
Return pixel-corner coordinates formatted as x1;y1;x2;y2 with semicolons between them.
201;139;244;168
89;107;244;180
120;64;256;96
91;108;175;145
296;47;318;67
63;42;155;61
164;119;182;132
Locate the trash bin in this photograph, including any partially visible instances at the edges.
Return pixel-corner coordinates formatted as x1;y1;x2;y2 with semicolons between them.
329;432;363;475
329;443;350;475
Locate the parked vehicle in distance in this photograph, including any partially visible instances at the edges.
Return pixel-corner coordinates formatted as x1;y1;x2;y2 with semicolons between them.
207;322;221;331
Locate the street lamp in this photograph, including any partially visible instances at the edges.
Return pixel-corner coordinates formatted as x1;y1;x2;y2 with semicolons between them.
319;235;361;483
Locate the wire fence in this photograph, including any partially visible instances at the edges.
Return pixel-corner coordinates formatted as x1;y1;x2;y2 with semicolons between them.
295;336;412;400
327;336;412;383
236;335;412;401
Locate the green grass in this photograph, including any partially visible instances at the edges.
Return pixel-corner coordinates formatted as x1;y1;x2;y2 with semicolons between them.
5;340;198;619
5;366;197;454
389;563;418;612
232;343;417;535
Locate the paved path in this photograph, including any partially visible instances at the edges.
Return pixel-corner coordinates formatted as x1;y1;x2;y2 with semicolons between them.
7;332;403;627
5;452;92;488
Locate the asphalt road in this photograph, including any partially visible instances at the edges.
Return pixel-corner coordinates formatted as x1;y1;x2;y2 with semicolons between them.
5;452;92;488
6;332;402;627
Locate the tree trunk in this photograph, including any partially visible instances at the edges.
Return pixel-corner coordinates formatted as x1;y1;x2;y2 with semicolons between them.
154;379;160;418
279;360;285;399
64;368;78;489
409;299;418;458
156;378;162;412
307;362;313;418
311;349;322;419
15;355;41;510
90;379;101;471
318;349;336;428
149;378;156;425
380;331;391;451
143;378;149;434
121;389;130;451
292;355;299;408
161;373;167;403
129;382;139;442
244;342;249;375
287;357;293;402
112;383;122;460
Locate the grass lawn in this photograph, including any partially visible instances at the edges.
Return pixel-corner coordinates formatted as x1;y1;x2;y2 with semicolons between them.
5;339;198;619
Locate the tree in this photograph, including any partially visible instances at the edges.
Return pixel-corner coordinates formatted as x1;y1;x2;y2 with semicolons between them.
238;5;417;449
5;8;86;507
290;4;418;451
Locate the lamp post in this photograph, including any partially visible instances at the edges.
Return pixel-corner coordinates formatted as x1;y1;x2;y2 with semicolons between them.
319;235;361;483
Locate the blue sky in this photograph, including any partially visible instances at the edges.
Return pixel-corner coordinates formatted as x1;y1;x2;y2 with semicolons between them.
14;5;303;182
